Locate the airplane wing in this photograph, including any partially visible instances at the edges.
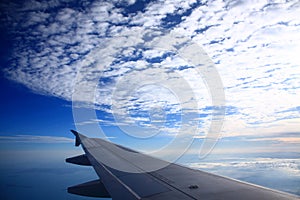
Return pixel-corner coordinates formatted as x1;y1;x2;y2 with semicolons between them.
66;130;298;200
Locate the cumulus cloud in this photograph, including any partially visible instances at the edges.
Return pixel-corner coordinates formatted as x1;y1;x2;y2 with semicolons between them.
1;0;300;140
176;0;300;136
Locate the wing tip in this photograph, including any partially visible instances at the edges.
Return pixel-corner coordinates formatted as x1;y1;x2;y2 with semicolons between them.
70;129;78;135
70;129;81;146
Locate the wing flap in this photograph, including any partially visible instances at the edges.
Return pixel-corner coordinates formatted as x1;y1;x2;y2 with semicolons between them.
66;154;91;166
68;179;111;198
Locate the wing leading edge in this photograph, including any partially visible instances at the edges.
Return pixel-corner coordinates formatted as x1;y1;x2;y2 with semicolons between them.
66;130;299;200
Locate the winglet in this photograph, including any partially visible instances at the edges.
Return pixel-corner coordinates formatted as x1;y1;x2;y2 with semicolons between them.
70;129;81;146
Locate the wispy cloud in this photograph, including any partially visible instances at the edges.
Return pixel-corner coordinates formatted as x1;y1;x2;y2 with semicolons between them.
0;135;73;143
247;136;300;144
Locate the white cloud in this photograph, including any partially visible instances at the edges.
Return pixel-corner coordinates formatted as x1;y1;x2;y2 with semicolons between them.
176;0;300;136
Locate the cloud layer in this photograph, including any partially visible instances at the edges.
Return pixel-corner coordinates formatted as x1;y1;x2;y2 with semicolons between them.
1;0;300;139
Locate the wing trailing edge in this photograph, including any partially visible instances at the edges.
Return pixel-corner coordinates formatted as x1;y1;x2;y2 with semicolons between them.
68;179;111;198
66;154;91;166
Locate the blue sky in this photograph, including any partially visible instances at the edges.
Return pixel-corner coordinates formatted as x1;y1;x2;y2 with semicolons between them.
0;74;75;136
0;0;300;199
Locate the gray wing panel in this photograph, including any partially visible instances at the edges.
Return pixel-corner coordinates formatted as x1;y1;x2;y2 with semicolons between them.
73;131;298;200
79;135;194;200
